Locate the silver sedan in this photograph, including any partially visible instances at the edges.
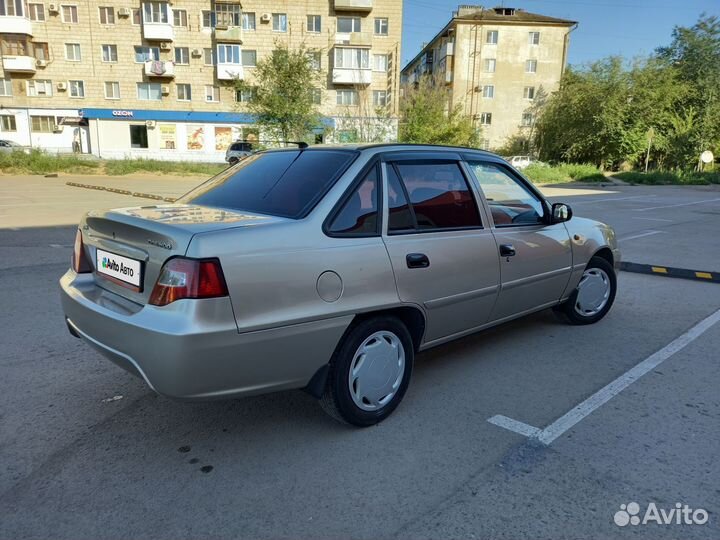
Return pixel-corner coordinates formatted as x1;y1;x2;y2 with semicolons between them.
60;144;620;426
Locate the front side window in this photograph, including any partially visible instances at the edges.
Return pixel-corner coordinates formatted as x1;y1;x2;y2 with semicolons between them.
61;5;78;23
101;44;118;62
486;30;498;44
143;2;168;23
272;13;287;32
65;42;81;61
242;12;255;30
334;47;369;69
467;161;544;226
388;162;482;232
337;16;360;33
374;17;388;36
104;81;120;99
173;9;187;27
68;79;84;97
328;166;379;235
174;47;189;64
137;82;162;100
307;14;321;32
178;150;358;219
98;6;114;24
134;46;160;62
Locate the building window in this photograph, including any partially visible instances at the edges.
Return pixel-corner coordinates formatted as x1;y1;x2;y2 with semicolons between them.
143;2;168;24
307;14;321;33
525;59;537;73
61;5;78;23
529;31;540;45
201;10;214;28
310;88;322;104
217;44;240;64
0;115;16;131
130;125;148;148
26;79;52;96
31;115;56;132
33;41;49;61
137;82;162;100
98;6;114;24
173;9;187;27
480;138;490;150
307;51;321;70
272;13;287;32
1;35;29;56
101;44;118;62
521;113;533;127
242;12;255;30
482;85;494;98
0;78;12;97
480;112;492;125
135;46;160;63
176;83;191;101
203;48;215;65
334;47;370;69
205;85;219;102
174;47;189;64
28;3;44;21
486;30;498;44
523;86;535;100
374;17;388;36
337;16;360;33
65;43;81;61
483;58;496;73
69;80;85;98
336;89;358;106
215;3;240;27
241;49;256;67
373;90;388;107
104;81;120;99
373;54;388;72
236;87;256;103
132;8;140;24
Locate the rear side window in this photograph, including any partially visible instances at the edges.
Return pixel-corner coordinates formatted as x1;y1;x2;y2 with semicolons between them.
178;150;357;218
230;142;252;151
388;161;482;232
328;165;380;235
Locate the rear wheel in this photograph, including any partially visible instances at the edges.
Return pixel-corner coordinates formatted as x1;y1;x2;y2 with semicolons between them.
558;256;616;325
320;317;413;426
228;157;239;166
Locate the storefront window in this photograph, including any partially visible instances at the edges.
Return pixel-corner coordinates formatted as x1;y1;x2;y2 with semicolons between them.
130;125;148;148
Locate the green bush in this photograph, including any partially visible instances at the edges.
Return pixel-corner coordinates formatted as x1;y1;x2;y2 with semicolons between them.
523;163;606;184
613;171;720;185
104;158;224;176
0;149;100;174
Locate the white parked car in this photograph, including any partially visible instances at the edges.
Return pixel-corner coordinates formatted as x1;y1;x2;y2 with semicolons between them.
507;155;534;169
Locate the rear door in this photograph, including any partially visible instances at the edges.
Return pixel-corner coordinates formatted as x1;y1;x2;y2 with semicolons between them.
464;159;572;321
380;153;500;343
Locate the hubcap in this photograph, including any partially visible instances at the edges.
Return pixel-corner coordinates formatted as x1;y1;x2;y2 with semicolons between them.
348;331;405;411
575;268;611;317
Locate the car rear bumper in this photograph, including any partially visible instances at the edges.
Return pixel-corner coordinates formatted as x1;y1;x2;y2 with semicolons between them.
60;270;352;400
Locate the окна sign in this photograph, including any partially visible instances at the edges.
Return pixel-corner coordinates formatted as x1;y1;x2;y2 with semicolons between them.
112;110;134;118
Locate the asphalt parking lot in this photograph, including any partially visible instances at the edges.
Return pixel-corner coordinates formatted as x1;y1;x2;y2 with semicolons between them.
1;176;718;539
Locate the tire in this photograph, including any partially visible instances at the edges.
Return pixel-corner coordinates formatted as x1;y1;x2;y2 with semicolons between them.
320;316;413;427
557;256;617;325
228;157;239;166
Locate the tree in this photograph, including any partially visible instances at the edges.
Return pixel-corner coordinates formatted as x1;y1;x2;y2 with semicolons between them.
334;85;396;143
399;75;479;147
234;43;321;143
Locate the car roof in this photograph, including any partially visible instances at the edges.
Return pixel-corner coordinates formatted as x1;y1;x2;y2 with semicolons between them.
264;143;500;159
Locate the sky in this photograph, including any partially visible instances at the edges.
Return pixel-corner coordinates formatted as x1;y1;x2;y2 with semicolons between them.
401;0;720;68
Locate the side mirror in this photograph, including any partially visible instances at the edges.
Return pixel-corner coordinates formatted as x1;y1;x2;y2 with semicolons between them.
551;203;573;223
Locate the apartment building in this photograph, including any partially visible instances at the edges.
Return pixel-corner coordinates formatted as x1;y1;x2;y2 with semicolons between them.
401;5;576;151
0;0;402;160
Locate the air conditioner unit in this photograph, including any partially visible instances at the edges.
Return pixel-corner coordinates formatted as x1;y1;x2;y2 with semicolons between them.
160;42;171;51
260;13;271;23
118;7;131;17
145;120;156;128
36;59;47;67
161;85;170;95
52;124;62;132
474;85;482;92
191;48;202;57
48;3;58;12
56;82;67;91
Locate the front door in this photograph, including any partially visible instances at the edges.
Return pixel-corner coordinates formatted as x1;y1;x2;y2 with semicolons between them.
381;156;500;343
465;160;572;322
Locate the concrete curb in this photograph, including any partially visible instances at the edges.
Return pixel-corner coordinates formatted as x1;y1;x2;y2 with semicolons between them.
66;182;176;203
620;261;719;283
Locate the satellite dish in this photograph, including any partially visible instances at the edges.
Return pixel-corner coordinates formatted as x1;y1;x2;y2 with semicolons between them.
700;150;714;164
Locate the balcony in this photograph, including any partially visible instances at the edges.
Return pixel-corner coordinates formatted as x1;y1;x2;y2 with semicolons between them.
144;60;175;78
440;41;454;59
334;0;373;12
217;63;243;81
332;68;371;85
143;21;173;41
334;31;373;47
2;55;36;73
214;25;242;42
0;16;32;35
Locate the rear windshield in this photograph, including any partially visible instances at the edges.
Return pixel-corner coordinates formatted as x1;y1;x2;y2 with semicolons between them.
178;150;358;219
230;142;252;151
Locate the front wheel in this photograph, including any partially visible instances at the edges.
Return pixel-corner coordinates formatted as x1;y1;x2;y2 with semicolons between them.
320;317;413;426
557;256;617;325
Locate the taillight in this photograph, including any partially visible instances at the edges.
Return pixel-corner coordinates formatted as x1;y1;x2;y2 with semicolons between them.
71;229;92;273
149;258;228;306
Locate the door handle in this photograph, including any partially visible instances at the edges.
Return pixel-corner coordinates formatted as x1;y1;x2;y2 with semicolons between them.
406;253;430;269
499;244;516;257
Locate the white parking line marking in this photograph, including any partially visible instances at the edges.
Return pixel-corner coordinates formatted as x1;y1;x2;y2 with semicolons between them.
487;415;541;438
618;230;666;242
636;197;720;212
571;195;657;205
488;307;720;445
632;217;673;222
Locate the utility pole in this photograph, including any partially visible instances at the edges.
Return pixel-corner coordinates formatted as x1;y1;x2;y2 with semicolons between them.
644;127;654;174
